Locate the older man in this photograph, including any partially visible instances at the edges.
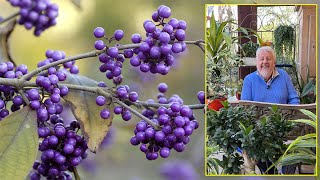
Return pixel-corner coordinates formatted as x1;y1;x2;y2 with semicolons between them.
240;46;300;104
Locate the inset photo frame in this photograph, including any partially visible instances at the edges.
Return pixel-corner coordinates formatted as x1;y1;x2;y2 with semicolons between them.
205;4;317;176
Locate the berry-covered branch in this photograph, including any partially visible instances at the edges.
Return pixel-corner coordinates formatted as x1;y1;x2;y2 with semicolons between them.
130;100;205;110
21;39;204;82
0;78;201;130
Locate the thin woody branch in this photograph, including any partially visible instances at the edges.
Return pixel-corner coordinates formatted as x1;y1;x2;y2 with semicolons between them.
0;12;19;25
20;40;205;81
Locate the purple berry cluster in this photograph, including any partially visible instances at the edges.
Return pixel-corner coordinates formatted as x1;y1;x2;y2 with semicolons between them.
96;84;139;121
93;28;125;85
7;0;59;36
130;83;199;160
129;5;187;75
113;85;139;121
29;51;76;122
29;117;88;179
38;49;79;74
0;62;29;120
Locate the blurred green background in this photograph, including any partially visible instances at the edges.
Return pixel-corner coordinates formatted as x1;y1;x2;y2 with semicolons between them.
0;0;318;180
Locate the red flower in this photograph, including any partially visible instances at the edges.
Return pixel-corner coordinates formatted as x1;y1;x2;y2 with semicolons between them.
208;98;227;111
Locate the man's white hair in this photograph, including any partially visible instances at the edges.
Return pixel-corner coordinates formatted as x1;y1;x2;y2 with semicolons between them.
256;46;276;62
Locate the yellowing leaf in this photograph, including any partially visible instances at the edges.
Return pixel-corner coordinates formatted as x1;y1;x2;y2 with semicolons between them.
0;106;38;179
63;72;114;152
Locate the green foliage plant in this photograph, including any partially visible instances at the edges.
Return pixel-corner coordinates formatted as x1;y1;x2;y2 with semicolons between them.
266;109;316;174
206;103;294;175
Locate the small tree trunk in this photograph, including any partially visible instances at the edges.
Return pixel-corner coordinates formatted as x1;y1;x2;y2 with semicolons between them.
242;151;257;174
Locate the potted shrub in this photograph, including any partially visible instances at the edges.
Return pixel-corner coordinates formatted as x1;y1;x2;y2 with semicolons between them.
241;41;259;66
206;103;294;175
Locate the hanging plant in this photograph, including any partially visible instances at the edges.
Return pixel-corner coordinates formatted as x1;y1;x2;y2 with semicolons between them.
274;25;295;62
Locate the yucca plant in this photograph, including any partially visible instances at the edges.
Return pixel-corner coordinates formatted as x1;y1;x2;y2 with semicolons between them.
265;109;316;174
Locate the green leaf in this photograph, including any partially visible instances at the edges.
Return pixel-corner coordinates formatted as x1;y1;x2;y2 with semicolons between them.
260;116;267;126
291;119;316;129
0;20;16;64
239;121;246;132
301;80;315;97
284;133;316;155
63;72;114;152
245;125;253;136
249;29;264;45
270;105;278;113
239;27;249;36
299;109;316;121
280;153;316;166
220;100;229;108
289;139;316;149
222;32;232;46
0;106;38;179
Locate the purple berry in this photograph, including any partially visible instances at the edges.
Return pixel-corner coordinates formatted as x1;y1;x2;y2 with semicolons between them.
48;135;59;147
54;154;66;165
94;27;105;38
131;33;142;43
63;144;74;154
173;142;185;152
94;40;105;50
174;116;186;127
174;127;185;138
51;93;60;103
54;125;66;137
130;56;141;67
158;83;168;93
145;128;155;139
144;22;156;33
178;20;187;30
129;92;138;102
172;43;182;53
100;109;111;119
70;157;81;166
96;96;106;106
107;47;119;58
155;131;165;142
130;136;139;145
175;29;186;41
122;110;131;121
113;106;122;114
0;63;8;73
158;6;171;18
170;102;181;112
114;29;124;41
13;95;24;106
59;86;69;96
160;147;170;158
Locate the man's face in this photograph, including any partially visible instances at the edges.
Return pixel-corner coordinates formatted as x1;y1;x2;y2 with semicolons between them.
256;50;275;80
